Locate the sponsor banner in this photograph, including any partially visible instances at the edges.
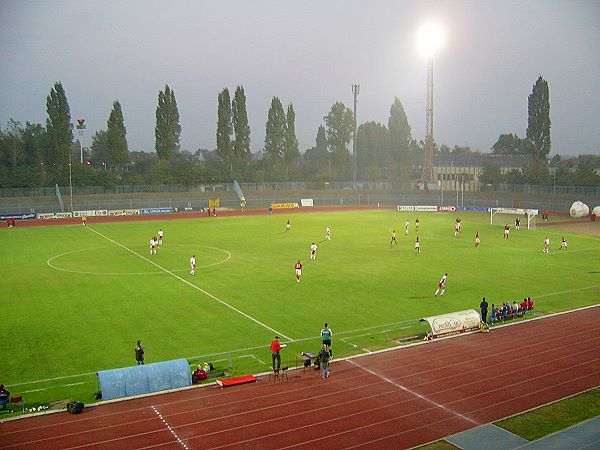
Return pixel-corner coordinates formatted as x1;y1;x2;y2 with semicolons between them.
397;205;437;212
55;212;73;219
73;210;96;218
415;205;438;212
107;209;140;217
300;198;314;207
140;207;174;215
184;207;193;211
462;207;489;212
1;213;36;220
37;213;56;220
420;309;481;339
271;202;299;209
438;205;457;212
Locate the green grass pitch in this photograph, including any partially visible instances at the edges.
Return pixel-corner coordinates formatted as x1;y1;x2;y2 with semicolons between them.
1;210;598;407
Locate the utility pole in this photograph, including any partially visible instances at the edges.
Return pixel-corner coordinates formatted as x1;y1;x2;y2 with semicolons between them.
352;84;360;187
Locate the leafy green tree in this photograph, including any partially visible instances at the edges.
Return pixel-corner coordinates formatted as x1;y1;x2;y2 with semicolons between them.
45;81;73;166
284;103;300;163
155;84;181;160
356;121;390;179
492;133;531;155
0;120;24;169
324;101;354;179
216;88;233;175
91;130;110;166
106;100;129;168
232;85;251;176
21;122;46;166
264;96;287;161
526;76;551;159
479;161;503;185
388;98;414;180
316;125;327;153
525;158;550;185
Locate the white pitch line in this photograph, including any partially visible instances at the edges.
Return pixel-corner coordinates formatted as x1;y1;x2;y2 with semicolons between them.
20;388;46;394
86;227;291;341
64;381;87;387
151;405;188;449
341;337;371;353
348;359;478;425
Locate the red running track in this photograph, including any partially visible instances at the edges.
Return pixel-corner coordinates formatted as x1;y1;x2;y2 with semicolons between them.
2;306;600;449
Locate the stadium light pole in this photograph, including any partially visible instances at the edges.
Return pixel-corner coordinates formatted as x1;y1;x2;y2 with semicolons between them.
352;84;360;187
418;23;443;190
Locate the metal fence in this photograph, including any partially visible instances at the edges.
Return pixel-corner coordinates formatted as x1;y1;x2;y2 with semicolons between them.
1;181;599;215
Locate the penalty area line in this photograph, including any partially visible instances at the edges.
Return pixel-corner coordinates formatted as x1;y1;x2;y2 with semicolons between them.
86;227;291;341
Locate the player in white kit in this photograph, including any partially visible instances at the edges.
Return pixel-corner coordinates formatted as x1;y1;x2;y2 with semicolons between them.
190;255;196;275
310;242;318;260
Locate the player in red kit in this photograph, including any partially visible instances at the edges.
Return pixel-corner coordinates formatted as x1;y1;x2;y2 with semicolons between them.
504;224;510;239
294;260;302;282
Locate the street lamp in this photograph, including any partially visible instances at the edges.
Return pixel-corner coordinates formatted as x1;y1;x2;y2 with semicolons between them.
418;23;444;189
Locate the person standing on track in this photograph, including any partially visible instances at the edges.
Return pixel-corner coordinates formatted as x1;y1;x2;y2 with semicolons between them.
321;323;333;357
270;336;282;371
480;297;489;323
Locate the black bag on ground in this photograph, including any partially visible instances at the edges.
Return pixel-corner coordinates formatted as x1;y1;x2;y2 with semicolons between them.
67;401;84;414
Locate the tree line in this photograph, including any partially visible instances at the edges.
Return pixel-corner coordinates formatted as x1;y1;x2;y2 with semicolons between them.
1;77;598;189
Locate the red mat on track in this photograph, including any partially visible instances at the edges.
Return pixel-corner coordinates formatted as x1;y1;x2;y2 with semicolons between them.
2;306;600;449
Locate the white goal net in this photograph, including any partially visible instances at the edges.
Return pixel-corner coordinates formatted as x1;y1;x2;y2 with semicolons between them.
490;208;538;229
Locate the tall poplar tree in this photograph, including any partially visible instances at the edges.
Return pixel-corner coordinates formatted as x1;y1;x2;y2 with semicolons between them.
45;81;73;166
106;100;129;168
232;85;250;174
388;98;414;180
284;103;300;162
216;88;233;175
155;84;181;160
264;96;287;161
526;76;551;159
316;125;327;153
324;101;355;180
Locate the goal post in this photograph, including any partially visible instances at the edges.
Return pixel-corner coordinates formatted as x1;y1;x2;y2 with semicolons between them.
490;207;538;229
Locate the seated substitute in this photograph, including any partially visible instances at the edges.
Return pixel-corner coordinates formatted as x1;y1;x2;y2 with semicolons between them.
0;384;10;410
192;365;208;384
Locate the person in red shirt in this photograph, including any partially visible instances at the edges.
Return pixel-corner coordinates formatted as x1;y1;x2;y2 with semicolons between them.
295;260;302;283
270;336;282;370
504;224;510;239
192;365;208;384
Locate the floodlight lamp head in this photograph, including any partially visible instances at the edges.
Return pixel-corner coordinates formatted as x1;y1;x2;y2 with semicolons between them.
419;23;444;58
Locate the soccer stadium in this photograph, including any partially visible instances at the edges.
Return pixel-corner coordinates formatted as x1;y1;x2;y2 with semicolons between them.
1;2;600;448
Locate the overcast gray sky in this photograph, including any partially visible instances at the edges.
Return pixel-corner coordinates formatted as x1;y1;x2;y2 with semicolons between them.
1;0;599;156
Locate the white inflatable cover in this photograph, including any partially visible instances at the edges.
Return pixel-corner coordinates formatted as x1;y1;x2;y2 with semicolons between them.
569;201;589;218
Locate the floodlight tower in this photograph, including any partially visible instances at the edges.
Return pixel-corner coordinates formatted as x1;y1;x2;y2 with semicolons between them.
419;24;443;188
352;84;360;186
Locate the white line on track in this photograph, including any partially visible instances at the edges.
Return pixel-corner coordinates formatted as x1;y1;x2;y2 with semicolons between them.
151;405;188;449
348;359;478;425
86;226;291;340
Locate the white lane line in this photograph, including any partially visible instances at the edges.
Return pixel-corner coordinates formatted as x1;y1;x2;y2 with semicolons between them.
348;359;478;425
151;405;188;449
87;226;291;340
